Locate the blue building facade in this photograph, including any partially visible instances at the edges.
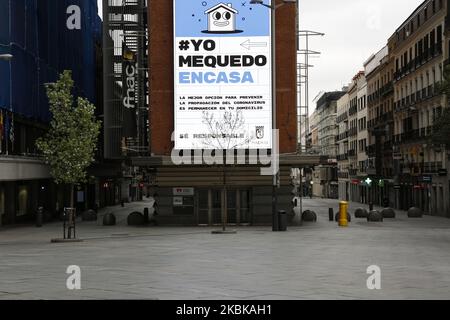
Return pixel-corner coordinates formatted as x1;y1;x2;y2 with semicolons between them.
0;0;101;124
0;0;102;225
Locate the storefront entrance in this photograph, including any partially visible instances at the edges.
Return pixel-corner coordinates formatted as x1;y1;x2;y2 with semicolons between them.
198;189;252;226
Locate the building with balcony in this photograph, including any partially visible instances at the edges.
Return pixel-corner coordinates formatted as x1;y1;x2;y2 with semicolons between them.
336;91;350;200
389;0;449;216
311;91;346;199
365;46;396;207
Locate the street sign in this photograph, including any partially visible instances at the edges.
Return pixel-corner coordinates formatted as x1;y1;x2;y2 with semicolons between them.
173;187;195;196
173;196;183;206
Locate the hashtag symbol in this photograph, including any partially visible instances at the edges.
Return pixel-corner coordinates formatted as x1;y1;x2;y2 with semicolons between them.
179;40;190;51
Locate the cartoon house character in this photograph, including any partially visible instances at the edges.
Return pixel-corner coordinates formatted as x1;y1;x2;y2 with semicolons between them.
205;3;238;33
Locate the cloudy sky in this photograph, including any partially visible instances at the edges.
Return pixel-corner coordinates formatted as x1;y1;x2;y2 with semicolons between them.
299;0;423;112
97;0;424;113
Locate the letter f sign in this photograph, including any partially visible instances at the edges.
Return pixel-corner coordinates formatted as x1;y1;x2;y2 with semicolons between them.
366;265;381;290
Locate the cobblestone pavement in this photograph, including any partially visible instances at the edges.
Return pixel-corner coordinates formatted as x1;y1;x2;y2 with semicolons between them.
0;199;450;300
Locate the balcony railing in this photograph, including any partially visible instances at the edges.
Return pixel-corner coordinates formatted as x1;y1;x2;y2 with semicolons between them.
349;105;358;116
338;172;349;179
394;44;443;81
393;127;433;145
348;127;357;137
423;162;443;174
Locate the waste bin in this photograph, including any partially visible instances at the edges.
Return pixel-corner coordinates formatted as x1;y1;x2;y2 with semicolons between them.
36;207;44;228
278;210;287;232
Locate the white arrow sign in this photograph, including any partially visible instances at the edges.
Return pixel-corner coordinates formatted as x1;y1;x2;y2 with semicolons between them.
240;39;268;50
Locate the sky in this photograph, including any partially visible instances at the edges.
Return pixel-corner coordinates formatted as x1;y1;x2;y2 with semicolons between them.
97;0;425;114
299;0;424;113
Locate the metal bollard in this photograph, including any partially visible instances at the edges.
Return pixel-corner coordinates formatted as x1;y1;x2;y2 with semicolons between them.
143;208;149;224
36;207;44;228
369;202;374;211
329;208;334;221
339;201;349;227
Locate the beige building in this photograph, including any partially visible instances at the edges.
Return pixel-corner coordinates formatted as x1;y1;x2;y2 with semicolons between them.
336;91;350;200
347;74;360;202
365;46;395;207
389;0;449;216
336;72;368;203
311;91;346;198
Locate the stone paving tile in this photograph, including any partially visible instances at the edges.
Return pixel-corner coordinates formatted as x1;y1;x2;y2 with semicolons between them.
1;199;450;299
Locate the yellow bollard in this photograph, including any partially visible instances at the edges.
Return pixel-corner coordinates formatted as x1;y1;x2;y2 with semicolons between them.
339;201;349;227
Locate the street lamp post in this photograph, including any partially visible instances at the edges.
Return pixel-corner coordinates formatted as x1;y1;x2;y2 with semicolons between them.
251;0;296;231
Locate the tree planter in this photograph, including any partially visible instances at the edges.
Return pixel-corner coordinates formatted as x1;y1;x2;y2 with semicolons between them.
408;207;423;218
302;210;317;222
367;210;383;222
354;208;368;218
82;209;97;222
127;212;145;226
381;208;396;219
103;213;116;226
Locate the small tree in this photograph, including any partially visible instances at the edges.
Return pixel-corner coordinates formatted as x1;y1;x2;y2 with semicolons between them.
201;110;254;231
36;71;101;210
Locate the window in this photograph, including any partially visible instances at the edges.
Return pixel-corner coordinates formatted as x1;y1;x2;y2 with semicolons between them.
437;25;443;51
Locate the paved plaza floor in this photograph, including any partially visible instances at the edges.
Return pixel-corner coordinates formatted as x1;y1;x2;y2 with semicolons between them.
0;199;450;300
